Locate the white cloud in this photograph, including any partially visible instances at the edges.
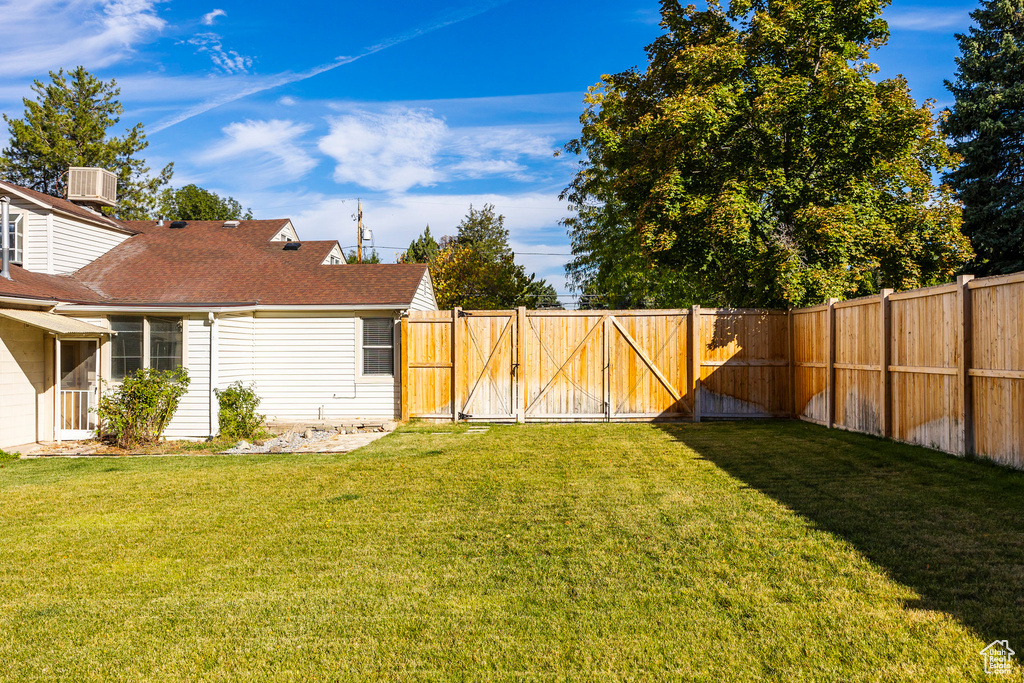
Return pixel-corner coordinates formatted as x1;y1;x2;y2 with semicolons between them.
886;9;971;32
201;119;317;181
187;32;253;74
201;8;226;25
0;0;165;76
278;95;298;106
318;107;559;192
319;109;448;192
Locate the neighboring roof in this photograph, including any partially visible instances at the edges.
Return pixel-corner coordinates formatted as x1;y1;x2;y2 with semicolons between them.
71;220;430;307
0;181;133;233
0;265;104;304
0;308;111;335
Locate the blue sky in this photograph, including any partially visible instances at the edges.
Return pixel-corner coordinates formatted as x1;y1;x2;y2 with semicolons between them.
0;0;979;303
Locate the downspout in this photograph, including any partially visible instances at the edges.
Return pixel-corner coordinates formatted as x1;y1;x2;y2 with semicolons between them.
208;312;219;439
1;196;10;280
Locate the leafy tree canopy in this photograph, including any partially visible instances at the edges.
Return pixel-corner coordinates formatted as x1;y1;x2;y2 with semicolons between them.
562;0;972;308
424;205;560;309
943;0;1024;275
159;184;252;221
0;66;172;220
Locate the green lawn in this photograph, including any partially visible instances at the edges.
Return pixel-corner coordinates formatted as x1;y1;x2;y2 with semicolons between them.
1;422;1021;681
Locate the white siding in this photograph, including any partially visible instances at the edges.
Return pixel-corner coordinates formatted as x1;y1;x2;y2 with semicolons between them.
0;319;45;447
50;215;129;274
23;211;50;273
252;312;399;423
165;317;212;438
219;313;255;387
410;272;438;311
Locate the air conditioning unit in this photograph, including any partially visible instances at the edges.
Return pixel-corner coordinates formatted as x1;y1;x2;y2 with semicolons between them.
67;167;117;207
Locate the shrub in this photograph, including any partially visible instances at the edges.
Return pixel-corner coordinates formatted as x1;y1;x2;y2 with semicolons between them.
215;382;265;440
97;368;190;449
0;449;20;463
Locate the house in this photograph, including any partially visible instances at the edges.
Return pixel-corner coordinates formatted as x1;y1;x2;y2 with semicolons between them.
0;168;437;448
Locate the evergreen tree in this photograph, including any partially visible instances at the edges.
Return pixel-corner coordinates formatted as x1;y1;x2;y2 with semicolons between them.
159;184;252;221
943;0;1024;275
456;204;512;262
1;67;173;220
346;249;381;264
400;225;439;263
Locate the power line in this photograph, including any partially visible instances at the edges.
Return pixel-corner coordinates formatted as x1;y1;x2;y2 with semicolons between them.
340;245;573;256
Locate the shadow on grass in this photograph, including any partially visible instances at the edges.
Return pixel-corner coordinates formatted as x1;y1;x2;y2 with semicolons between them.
658;421;1024;649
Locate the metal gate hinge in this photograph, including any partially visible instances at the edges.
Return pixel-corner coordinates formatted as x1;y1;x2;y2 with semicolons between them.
458;412;473;420
458;310;472;317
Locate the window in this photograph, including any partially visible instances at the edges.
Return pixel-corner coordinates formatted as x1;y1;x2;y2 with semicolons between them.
328;255;342;265
110;316;183;380
362;318;394;376
111;316;142;380
149;317;183;371
5;212;23;265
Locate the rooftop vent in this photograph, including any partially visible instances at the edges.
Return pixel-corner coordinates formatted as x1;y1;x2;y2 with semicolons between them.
169;221;187;229
222;220;240;228
283;242;301;251
67;167;117;208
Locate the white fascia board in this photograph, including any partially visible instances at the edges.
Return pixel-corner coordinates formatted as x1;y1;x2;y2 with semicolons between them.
55;303;413;314
0;294;58;308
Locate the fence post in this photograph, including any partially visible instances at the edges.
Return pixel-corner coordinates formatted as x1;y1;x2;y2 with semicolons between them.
401;315;410;422
958;275;975;455
516;306;526;424
452;307;462;423
788;308;796;418
879;289;893;438
690;305;702;422
603;315;611;422
826;298;838;429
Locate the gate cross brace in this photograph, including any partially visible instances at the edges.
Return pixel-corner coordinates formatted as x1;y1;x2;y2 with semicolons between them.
460;316;515;417
525;316;607;415
609;317;683;402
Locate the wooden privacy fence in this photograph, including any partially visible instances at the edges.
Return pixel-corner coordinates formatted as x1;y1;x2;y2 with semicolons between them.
401;307;790;424
401;271;1023;469
792;272;1024;469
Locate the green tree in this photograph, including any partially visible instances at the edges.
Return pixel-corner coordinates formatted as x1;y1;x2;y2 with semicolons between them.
456;204;512;262
428;205;561;309
562;0;972;308
0;67;173;220
346;249;381;264
159;184;252;221
943;0;1024;275
399;225;439;263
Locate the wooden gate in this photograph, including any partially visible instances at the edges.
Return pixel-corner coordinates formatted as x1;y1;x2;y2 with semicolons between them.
403;308;697;422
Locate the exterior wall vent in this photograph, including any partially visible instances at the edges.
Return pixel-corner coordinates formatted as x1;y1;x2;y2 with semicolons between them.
283;242;301;251
222;220;241;228
67;167;117;207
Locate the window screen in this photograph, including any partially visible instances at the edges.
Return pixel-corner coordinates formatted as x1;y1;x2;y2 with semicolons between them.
149;317;183;372
362;318;394;376
110;316;143;380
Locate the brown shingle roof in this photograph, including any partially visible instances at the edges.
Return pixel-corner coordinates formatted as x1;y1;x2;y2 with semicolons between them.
0;265;104;303
71;220;428;307
0;181;134;233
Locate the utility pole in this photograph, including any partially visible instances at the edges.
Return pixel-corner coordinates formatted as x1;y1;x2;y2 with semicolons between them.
357;199;363;264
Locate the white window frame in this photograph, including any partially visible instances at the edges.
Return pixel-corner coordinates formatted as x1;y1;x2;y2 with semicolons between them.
357;316;397;382
5;212;24;265
108;315;188;381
